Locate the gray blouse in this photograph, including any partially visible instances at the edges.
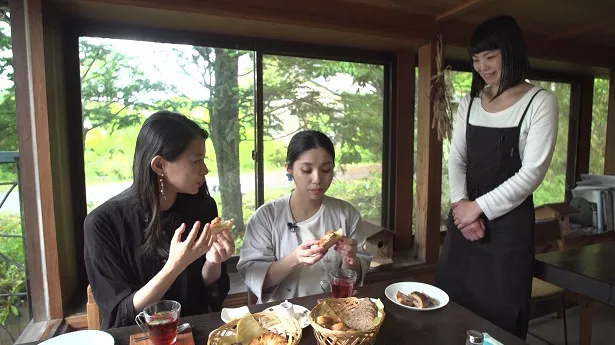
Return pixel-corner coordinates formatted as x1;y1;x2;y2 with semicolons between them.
237;194;372;303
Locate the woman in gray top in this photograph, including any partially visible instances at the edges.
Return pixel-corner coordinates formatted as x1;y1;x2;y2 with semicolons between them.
238;130;372;303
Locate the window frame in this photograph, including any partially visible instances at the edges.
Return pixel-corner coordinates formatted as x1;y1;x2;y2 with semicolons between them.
72;19;408;301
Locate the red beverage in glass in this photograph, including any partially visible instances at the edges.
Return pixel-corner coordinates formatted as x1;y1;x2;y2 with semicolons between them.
148;311;179;345
136;300;181;345
331;279;354;298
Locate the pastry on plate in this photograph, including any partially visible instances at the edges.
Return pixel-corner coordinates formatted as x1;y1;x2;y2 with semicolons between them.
396;290;433;308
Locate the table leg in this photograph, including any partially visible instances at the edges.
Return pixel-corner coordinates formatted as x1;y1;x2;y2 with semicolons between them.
579;296;592;345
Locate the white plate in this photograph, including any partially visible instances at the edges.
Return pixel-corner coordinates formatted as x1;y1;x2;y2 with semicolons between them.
221;306;250;323
39;330;114;345
384;282;449;311
264;303;311;328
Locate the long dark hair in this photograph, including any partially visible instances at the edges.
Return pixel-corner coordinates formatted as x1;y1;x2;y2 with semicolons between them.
469;15;529;100
286;130;336;167
130;111;209;257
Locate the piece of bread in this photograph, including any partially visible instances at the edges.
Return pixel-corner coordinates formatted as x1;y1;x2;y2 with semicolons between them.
318;229;344;250
210;217;234;234
248;332;287;345
316;315;332;326
330;322;347;331
409;291;431;308
342;298;377;331
396;291;414;307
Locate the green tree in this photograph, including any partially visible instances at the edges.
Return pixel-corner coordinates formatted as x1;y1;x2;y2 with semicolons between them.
149;47;249;235
80;39;173;142
159;50;385;235
589;78;610;175
531;81;570;206
0;11;17;182
0;16;15;152
209;48;244;233
262;57;384;167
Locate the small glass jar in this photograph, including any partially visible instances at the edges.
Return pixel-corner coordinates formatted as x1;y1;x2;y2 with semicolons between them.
466;330;484;345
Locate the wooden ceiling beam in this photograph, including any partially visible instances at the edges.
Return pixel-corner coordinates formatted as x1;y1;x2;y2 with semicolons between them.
436;0;491;23
70;0;438;43
549;18;610;41
62;0;615;68
439;19;615;68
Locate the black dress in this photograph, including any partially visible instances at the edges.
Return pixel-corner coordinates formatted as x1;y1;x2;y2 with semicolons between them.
84;188;230;329
436;89;543;339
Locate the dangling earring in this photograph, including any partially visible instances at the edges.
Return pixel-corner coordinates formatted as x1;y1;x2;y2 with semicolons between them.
286;172;294;181
159;173;167;200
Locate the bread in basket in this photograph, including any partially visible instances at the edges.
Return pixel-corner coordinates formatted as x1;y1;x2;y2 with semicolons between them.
207;311;302;345
309;297;385;345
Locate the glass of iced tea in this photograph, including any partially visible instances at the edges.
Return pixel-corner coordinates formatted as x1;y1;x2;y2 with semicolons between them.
320;268;357;298
135;300;181;345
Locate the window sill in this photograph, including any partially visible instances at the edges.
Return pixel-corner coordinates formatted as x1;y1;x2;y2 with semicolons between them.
225;249;435;298
15;319;62;344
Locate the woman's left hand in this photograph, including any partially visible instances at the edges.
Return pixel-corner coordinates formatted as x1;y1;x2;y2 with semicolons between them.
452;200;483;229
335;237;358;266
205;230;235;264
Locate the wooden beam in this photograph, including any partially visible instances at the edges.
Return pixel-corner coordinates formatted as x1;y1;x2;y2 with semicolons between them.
60;0;615;68
549;18;610;41
44;4;91;316
438;20;615;68
62;19;90;306
436;0;489;23
414;42;442;264
393;52;415;250
10;0;64;321
566;75;594;199
86;285;101;330
576;76;594;182
604;70;615;175
65;313;88;331
71;0;436;44
579;296;593;345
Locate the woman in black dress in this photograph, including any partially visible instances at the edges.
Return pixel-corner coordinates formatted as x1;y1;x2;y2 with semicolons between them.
84;111;235;329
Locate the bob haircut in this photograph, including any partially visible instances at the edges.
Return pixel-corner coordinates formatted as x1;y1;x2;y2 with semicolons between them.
469;15;529;100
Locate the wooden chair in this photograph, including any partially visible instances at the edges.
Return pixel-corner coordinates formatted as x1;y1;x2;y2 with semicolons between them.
86;285;102;330
529;218;568;345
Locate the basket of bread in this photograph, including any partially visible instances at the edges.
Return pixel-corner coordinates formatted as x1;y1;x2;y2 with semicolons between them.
207;311;302;345
309;297;385;345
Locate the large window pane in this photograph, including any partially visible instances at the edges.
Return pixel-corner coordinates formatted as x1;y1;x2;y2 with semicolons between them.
589;78;610;175
530;80;570;205
79;37;255;254
262;56;385;226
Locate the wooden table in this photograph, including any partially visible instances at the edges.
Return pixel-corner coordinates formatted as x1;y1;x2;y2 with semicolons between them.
24;280;528;345
534;241;615;345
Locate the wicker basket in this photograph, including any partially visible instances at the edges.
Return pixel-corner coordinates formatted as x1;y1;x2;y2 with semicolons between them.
207;311;302;345
309;297;385;345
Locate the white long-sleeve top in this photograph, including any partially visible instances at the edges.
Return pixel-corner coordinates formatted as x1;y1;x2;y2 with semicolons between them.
448;86;559;220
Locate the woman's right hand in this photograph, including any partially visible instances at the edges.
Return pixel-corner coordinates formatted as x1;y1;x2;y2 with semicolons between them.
293;239;326;266
167;221;214;272
460;218;485;241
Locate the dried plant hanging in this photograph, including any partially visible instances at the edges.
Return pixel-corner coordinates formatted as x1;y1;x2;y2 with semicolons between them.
430;34;453;141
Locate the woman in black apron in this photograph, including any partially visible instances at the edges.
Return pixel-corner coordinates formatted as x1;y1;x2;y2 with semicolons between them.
435;15;559;340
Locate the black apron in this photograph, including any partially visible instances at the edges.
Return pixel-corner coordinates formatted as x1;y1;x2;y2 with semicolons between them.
435;89;543;339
